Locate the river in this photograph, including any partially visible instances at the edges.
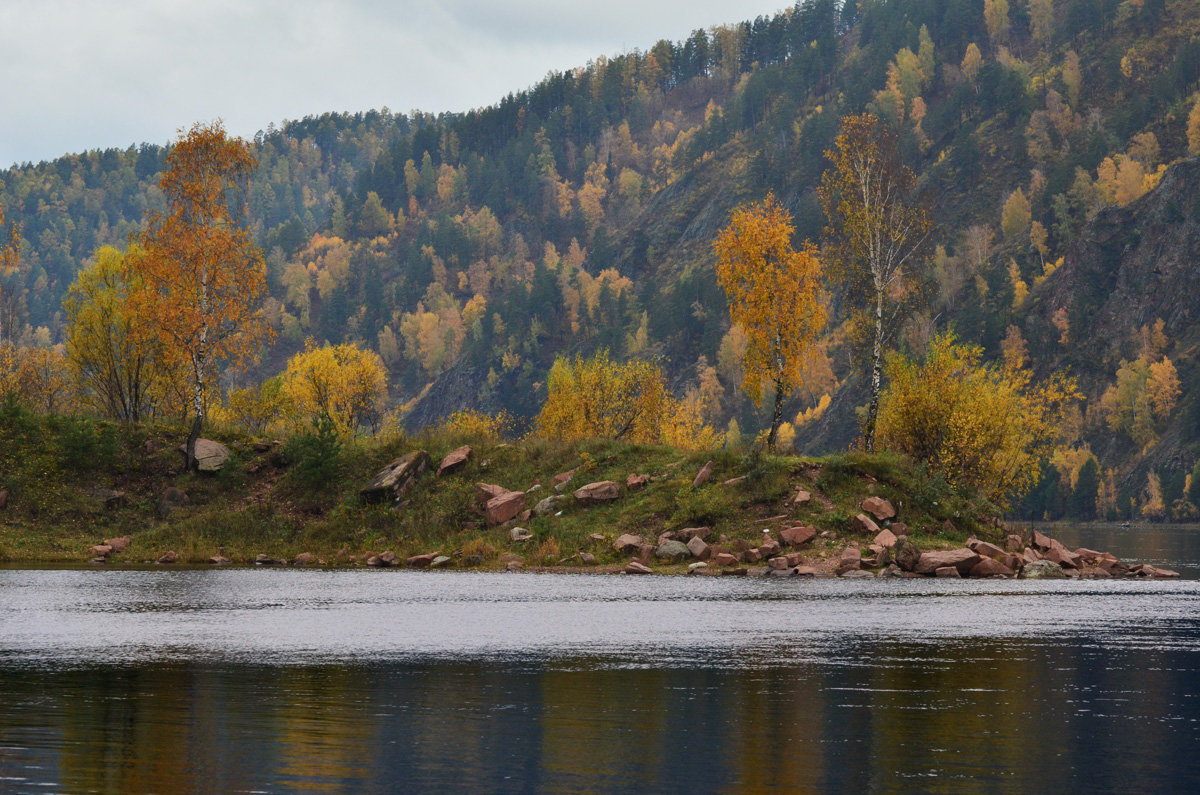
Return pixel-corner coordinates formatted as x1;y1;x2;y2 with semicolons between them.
1;524;1199;792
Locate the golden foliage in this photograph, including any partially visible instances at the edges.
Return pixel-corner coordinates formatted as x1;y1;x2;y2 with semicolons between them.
876;333;1079;506
1100;350;1179;447
0;343;72;414
1000;188;1031;242
435;409;511;443
218;376;290;435
282;341;388;436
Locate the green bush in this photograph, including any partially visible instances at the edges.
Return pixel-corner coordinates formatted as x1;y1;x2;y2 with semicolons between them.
284;412;342;489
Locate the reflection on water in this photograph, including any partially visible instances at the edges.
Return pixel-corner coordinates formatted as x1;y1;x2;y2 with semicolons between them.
1037;522;1200;578
2;570;1199;792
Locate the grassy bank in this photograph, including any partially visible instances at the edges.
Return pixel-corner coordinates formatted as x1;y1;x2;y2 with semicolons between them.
0;403;1001;568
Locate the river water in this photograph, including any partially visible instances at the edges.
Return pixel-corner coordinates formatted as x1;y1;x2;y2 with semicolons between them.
2;525;1199;792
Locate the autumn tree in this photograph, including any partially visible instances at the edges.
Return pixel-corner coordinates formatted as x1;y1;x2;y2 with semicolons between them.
713;193;826;447
131;121;272;469
281;341;388;436
0;198;21;345
819;114;931;451
876;333;1078;506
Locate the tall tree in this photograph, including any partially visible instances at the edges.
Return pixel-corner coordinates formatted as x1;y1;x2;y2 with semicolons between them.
132;121;271;470
819;114;931;451
0;198;21;345
713;193;826;448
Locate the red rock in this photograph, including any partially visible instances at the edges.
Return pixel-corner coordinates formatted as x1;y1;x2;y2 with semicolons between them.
292;552;317;566
1152;568;1181;578
519;510;532;522
573;481;621;504
714;553;739;567
614;534;643;554
1022;547;1042;565
742;548;762;563
552;469;575;485
780;525;816;547
475;483;509;507
658;531;678;545
406;553;439;568
793;566;817;576
437;445;472;476
874;528;898;548
626;473;651;490
378;551;400;565
791;489;812;506
968;539;1006;559
579;552;596;564
486;491;526;524
156;551;178;564
768;557;790;570
686;536;710;561
589;533;606;542
209;556;230;565
625;561;653;575
105;536;132;553
693;460;715;488
851;513;881;534
1004;534;1025;553
1074;547;1104;563
861;496;896;521
1043;545;1080;569
935;566;961;578
759;539;781;557
678;526;712;541
637;544;655;561
835;547;862;575
89;544;112;558
969;557;1015;577
915;549;981;576
999;553;1023;571
890;522;908;536
784;552;805;566
1032;530;1054;552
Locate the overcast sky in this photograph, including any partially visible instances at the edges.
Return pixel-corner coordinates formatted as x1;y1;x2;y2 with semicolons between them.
1;0;792;168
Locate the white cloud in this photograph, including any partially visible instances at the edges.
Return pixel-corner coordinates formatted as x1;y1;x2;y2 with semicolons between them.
0;0;790;166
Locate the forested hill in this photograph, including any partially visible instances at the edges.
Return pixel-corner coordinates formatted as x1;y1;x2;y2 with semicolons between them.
3;0;1200;518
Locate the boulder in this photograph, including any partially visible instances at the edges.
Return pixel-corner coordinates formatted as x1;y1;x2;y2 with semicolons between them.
893;537;921;572
692;460;715;488
759;539;782;557
579;552;596;565
969;557;1015;577
780;525;816;547
292;552;317;566
768;557;791;570
1022;547;1042;565
430;555;453;568
89;544;113;558
915;549;980;576
156;551;178;565
842;569;876;579
890;522;908;536
657;531;678;544
1074;547;1104;564
626;473;651;490
505;560;524;572
687;562;708;572
178;438;232;472
1031;530;1054;552
784;552;805;567
835;547;862;576
935;566;961;578
625;561;653;574
573;481;621;504
509;527;533;542
378;551;400;566
533;494;570;516
551;469;575;486
614;534;644;554
1004;534;1025;553
361;450;432;503
873;528;898;548
998;553;1023;571
486;491;526;525
1151;567;1181;579
255;554;285;566
968;539;1007;560
851;514;881;535
1043;545;1080;570
791;489;812;506
741;548;762;563
105;536;132;553
655;540;691;563
880;564;906;578
678;526;712;541
714;552;740;567
637;544;656;561
686;536;711;561
1018;560;1067;579
861;497;896;521
406;553;439;568
436;445;472;476
475;483;509;506
157;487;190;519
209;556;230;566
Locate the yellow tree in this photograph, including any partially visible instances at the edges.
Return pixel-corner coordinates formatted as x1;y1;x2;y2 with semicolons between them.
713;193;826;448
131;121;272;469
819;114;931;451
281;341;388;436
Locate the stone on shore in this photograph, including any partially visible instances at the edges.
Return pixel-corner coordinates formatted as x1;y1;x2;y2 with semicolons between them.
430;555;452;568
406;553;439;568
851;513;881;534
625;561;653;575
486;491;526;525
105;536;132;553
914;548;980;576
361;450;431;502
893;537;921;572
292;552;317;566
437;445;472;476
156;551;178;565
780;525;816;547
614;534;644;554
874;528;898;549
861;497;896;521
835;547;862;576
969;557;1015;577
714;552;740;567
678;526;712;541
579;552;596;565
209;556;230;566
655;540;691;563
89;544;113;558
686;536;711;561
573;481;621;504
1018;560;1067;579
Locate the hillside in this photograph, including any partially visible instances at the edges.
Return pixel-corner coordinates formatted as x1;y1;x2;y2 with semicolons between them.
3;0;1200;519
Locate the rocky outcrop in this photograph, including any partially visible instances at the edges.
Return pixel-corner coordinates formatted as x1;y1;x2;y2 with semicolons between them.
361;450;431;503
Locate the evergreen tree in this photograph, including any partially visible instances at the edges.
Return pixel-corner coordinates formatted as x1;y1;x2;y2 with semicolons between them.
1070;457;1100;520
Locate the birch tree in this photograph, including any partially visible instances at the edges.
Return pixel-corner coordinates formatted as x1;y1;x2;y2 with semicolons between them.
132;121;271;470
819;114;931;452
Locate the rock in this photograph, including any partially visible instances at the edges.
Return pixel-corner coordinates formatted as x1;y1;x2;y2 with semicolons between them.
767;557;790;570
880;564;906;578
678;526;712;541
968;539;1007;560
292;552;317;566
157;487;190;518
526;483;542;494
361;450;432;503
655;540;691;563
579;552;596;565
861;497;896;521
208;556;230;566
784;552;805;567
741;548;762;563
835;546;862;573
1004;534;1025;553
890;522;908;536
588;533;606;543
686;536;710;561
657;531;678;544
509;527;533;542
406;553;439;568
551;469;575;486
105;536;132;553
714;552;740;567
252;441;272;453
723;476;748;486
156;551;178;565
437;445;472;476
430;555;453;568
519;510;532;522
378;551;400;566
969;557;1015;577
873;528;898;548
1043;545;1080;570
841;569;876;579
1018;560;1068;579
505;560;524;572
178;438;232;472
758;539;782;558
1074;547;1104;564
573;481;621;504
998;553;1023;571
625;561;653;575
1022;547;1041;565
893;537;921;572
626;473;651;490
915;549;981;576
692;460;715;488
614;534;644;554
255;554;285;565
791;489;812;506
1152;567;1181;578
486;491;526;525
1031;530;1054;552
637;544;656;561
688;562;708;572
475;483;509;506
851;514;881;535
935;566;961;578
89;544;113;558
780;525;816;547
